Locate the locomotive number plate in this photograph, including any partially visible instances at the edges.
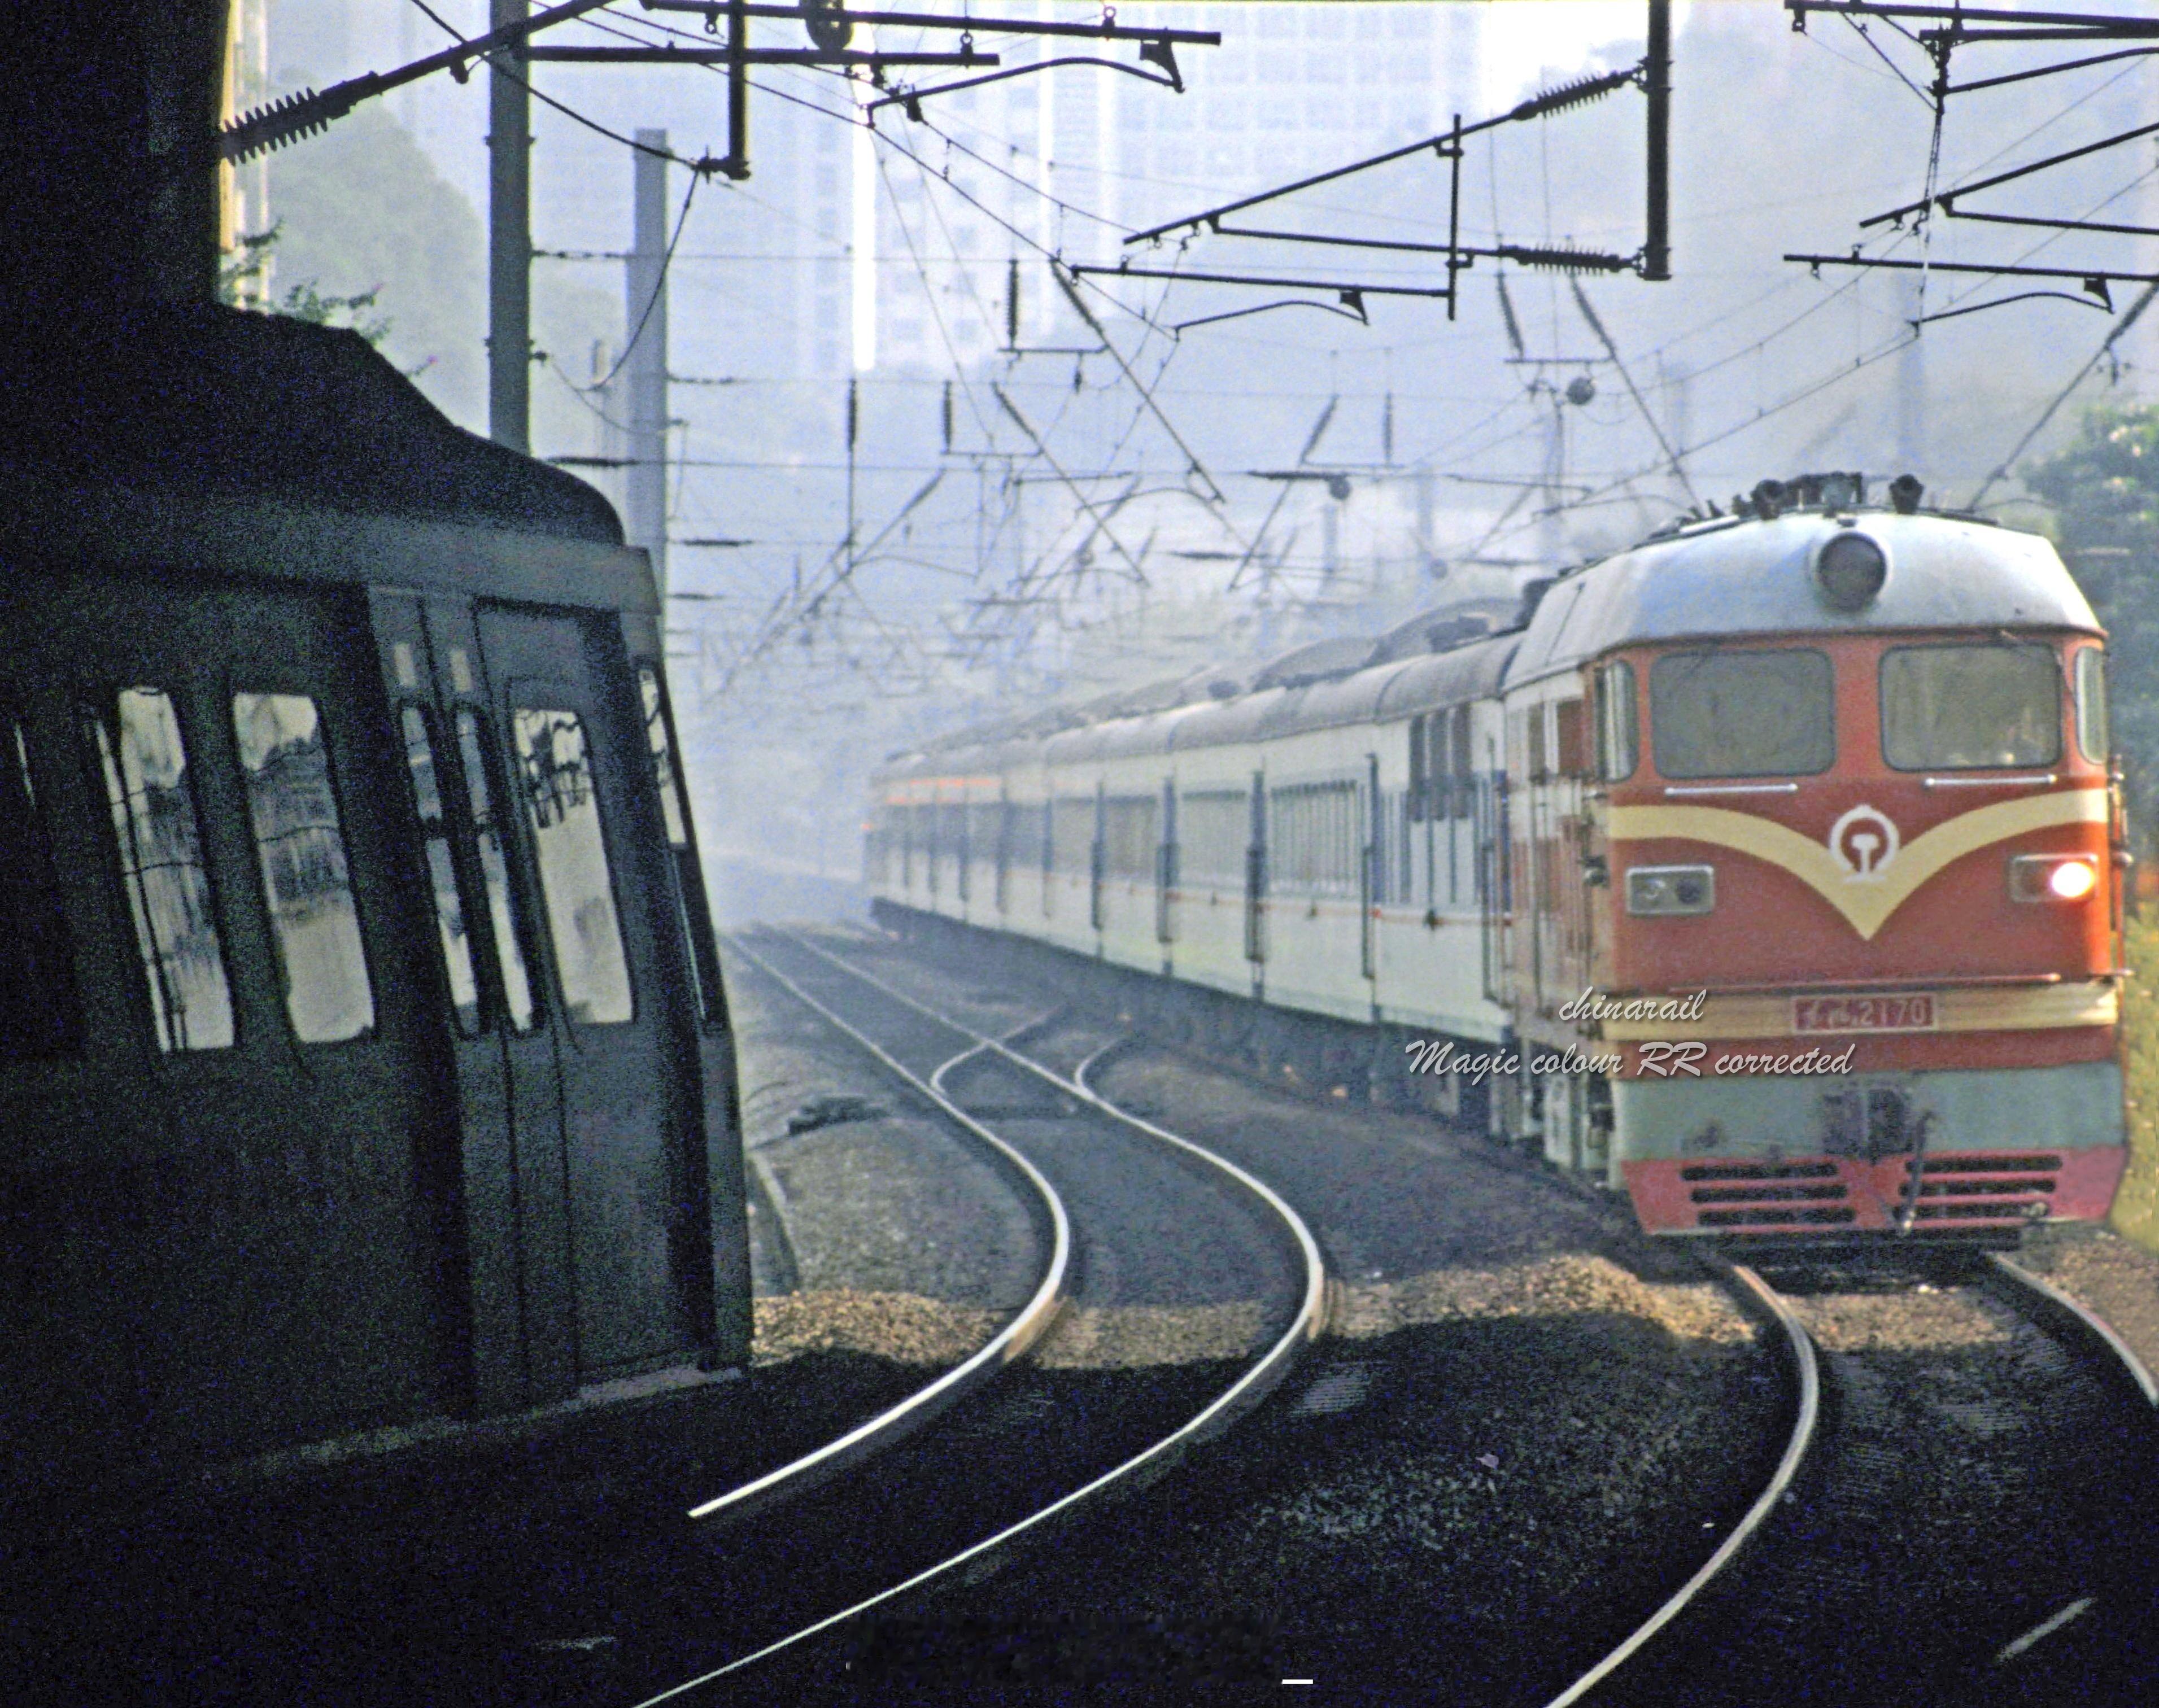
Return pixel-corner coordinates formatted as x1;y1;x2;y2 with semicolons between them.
1791;993;1937;1034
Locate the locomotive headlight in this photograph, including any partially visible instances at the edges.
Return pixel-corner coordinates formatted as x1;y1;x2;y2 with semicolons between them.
1814;530;1888;611
1627;864;1716;916
2008;853;2099;903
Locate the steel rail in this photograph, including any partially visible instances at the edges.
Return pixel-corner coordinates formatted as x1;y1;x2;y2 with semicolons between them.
1538;1257;1822;1708
688;936;1071;1524
781;929;1329;1376
626;930;1327;1703
1987;1251;2159;1408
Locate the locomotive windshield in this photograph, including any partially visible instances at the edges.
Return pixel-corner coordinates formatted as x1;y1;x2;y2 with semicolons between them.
1880;643;2061;770
1649;648;1835;779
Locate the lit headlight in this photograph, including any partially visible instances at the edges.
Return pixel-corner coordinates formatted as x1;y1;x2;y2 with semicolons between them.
2008;853;2099;903
1626;864;1715;916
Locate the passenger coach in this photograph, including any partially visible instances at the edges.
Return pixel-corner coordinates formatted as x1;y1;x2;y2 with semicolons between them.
870;478;2130;1246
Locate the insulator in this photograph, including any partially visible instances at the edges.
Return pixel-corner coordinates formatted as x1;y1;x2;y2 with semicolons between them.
220;87;352;163
1501;246;1633;274
1507;64;1637;125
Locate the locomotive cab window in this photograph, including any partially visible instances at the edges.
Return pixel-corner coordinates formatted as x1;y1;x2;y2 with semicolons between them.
2;711;83;1060
1881;643;2061;771
1651;648;1834;779
513;708;634;1026
232;693;375;1045
90;687;235;1052
1594;661;1638;782
2073;648;2109;765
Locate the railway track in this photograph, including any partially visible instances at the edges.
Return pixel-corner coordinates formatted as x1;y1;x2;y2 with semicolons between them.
831;929;2159;1705
1561;1251;2159;1707
607;927;1325;1703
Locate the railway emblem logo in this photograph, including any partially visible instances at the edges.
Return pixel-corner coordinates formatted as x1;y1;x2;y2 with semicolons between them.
1829;805;1900;881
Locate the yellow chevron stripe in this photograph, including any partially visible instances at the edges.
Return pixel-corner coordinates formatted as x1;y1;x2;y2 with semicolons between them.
1597;980;2118;1041
1608;789;2106;940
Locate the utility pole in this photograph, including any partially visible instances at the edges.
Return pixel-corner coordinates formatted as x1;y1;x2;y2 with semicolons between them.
1643;0;1671;282
1896;273;1926;476
626;128;671;595
487;0;531;451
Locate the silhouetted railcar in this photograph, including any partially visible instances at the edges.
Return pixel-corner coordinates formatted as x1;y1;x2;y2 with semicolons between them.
0;307;749;1491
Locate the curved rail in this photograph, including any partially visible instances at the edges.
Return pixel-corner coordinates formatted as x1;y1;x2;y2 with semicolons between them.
629;931;1329;1704
1987;1251;2159;1410
1538;1258;1822;1708
687;936;1072;1524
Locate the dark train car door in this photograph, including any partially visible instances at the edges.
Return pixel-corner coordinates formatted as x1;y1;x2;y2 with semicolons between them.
372;593;578;1409
474;602;696;1378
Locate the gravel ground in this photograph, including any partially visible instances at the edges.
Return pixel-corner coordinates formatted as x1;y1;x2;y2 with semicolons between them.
2016;1222;2159;1382
723;941;1046;1370
1787;1282;2017;1352
797;934;1790;1705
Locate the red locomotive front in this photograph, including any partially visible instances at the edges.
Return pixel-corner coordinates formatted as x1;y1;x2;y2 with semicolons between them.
1509;491;2127;1244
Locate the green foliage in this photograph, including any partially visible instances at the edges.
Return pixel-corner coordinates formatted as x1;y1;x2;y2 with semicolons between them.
264;103;618;444
218;220;393;347
2112;912;2159;1254
2025;405;2159;850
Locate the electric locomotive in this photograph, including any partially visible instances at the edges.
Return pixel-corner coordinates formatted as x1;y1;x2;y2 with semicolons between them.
868;475;2129;1247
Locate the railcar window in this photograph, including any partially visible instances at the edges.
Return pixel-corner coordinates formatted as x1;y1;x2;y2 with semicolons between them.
513;708;634;1026
1006;799;1044;871
1050;796;1094;874
2074;649;2109;765
969;801;1004;866
1179;790;1249;889
1595;661;1638;781
1268;781;1360;898
400;706;482;1036
2;713;83;1059
1880;644;2061;771
455;708;538;1032
639;667;725;1028
91;687;234;1051
232;693;376;1045
1407;717;1430;822
1102;796;1158;879
1554;699;1587;778
1449;705;1473;819
1651;649;1834;779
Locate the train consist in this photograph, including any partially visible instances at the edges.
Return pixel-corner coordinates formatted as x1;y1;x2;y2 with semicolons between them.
870;475;2130;1245
0;307;751;1491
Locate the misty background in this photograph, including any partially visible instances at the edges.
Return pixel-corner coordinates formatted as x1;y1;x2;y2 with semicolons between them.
245;0;2159;915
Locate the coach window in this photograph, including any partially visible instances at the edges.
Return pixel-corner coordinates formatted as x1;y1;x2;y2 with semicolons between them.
513;708;634;1026
1881;643;2060;771
2073;649;2109;765
400;706;482;1036
1651;649;1834;779
90;687;235;1052
2;711;82;1059
455;707;539;1033
1595;661;1638;781
639;665;726;1028
232;693;376;1044
1459;704;1476;816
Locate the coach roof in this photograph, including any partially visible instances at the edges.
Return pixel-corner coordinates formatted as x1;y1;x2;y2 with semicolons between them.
1507;509;2100;686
